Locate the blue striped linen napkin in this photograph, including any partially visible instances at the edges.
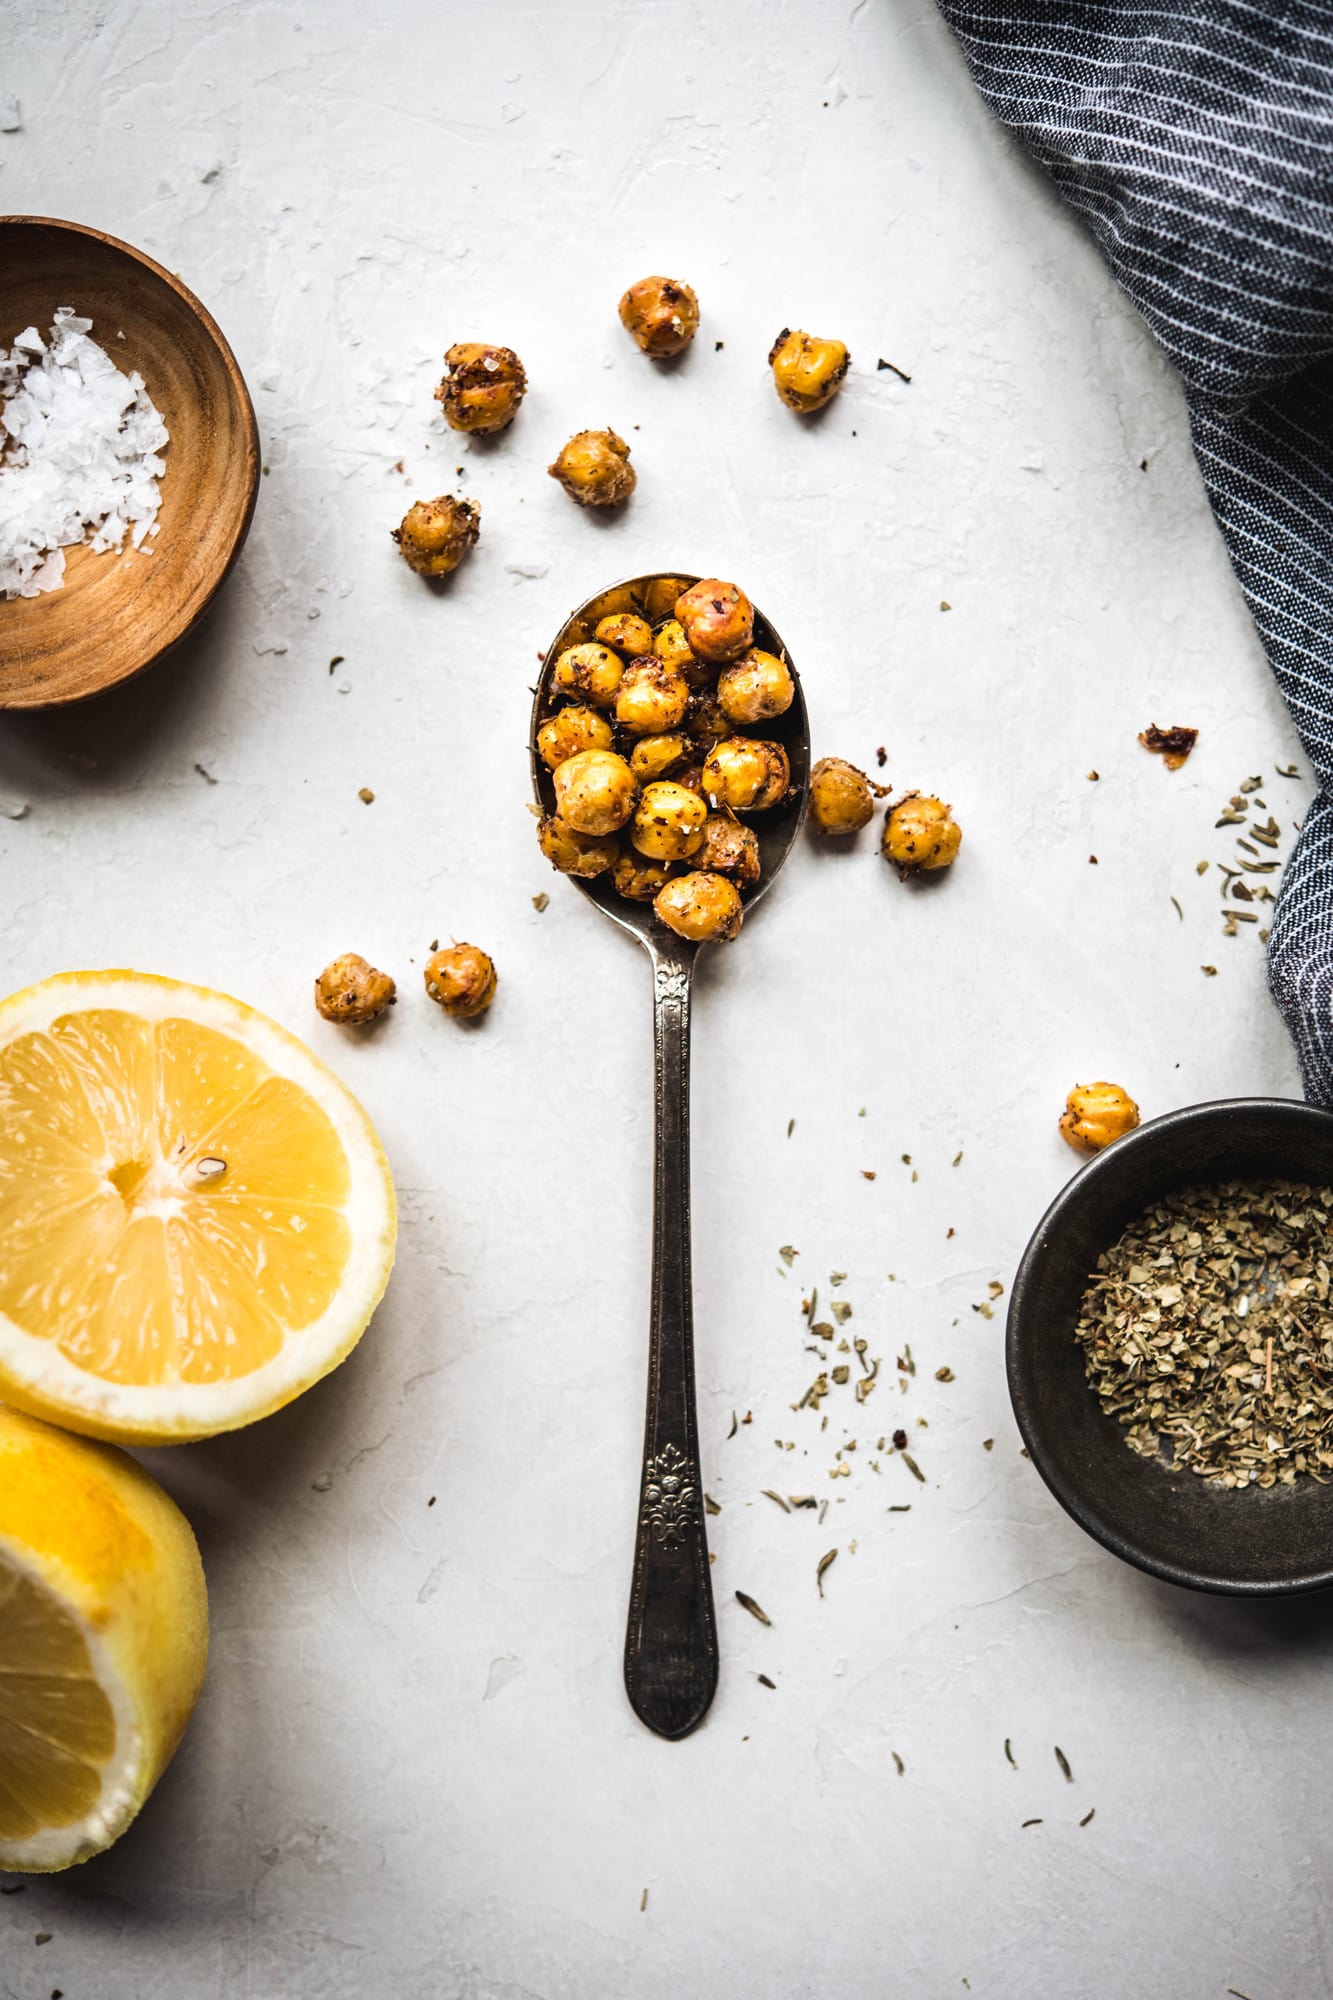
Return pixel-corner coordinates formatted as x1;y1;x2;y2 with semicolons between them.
937;1;1333;1101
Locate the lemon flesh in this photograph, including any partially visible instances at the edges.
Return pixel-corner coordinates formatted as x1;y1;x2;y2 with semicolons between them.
0;1406;208;1872
0;972;396;1443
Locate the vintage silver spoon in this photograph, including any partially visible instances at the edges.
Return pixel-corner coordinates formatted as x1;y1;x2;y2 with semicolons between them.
531;572;810;1738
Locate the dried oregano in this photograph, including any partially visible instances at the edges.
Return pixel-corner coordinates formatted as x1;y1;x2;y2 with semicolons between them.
1075;1180;1333;1487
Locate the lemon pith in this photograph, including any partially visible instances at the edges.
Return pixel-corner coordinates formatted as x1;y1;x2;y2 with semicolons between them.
0;972;397;1443
0;1406;208;1872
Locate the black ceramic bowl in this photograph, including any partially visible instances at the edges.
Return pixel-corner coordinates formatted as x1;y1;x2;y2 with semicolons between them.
1008;1098;1333;1595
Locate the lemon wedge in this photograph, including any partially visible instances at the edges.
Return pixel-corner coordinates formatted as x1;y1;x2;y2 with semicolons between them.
0;971;396;1443
0;1405;208;1871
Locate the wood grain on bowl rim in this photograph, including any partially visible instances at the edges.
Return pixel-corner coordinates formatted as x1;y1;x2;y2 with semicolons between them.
0;216;260;709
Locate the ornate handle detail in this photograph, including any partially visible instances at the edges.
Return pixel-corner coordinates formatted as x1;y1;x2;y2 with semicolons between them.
623;944;719;1739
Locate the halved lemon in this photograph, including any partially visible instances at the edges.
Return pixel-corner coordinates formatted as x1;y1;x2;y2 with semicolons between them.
0;971;396;1443
0;1404;208;1872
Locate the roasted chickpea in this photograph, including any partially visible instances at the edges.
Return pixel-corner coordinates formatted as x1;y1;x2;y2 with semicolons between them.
687;693;733;751
1059;1082;1141;1155
618;275;701;358
630;732;690;782
616;658;691;736
595;611;655;657
314;953;396;1026
808;756;874;836
653;620;697;674
631;780;707;861
392;495;480;578
553;642;624;709
435;343;527;435
552;748;637;835
717;647;794;725
674;579;755;665
424;943;497;1019
548;428;636;507
769;328;851;412
703;737;790;812
643;575;692;624
654;871;743;943
697;814;761;886
611;852;679;902
536;704;614;770
882;794;962;875
537;815;620;878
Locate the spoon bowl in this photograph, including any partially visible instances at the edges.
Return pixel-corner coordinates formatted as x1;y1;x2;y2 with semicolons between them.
531;572;810;1738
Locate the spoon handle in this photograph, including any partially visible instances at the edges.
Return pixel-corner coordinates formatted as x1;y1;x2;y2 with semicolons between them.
623;943;719;1739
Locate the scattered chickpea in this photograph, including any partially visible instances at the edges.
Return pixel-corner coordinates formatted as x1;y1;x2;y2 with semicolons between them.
1059;1082;1141;1155
717;647;794;725
808;756;874;836
702;736;790;812
631;780;707;861
435;343;527;435
424;943;497;1019
548;428;636;507
553;642;624;709
392;495;479;578
630;732;690;782
314;953;396;1026
768;328;850;412
552;748;638;835
537;815;620;878
611;852;678;902
697;814;761;885
536;704;614;770
882;794;962;875
654;871;743;943
616;658;691;736
618;275;701;357
595;611;655;657
675;579;754;664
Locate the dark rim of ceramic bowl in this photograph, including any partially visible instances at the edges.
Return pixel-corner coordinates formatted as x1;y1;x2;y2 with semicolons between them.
1007;1096;1333;1596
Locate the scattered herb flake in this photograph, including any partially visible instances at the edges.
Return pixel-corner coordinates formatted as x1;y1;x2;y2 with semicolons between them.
1055;1746;1073;1782
761;1489;791;1512
1079;1808;1096;1827
757;1673;776;1689
735;1590;771;1627
816;1548;837;1595
532;892;549;912
704;1493;721;1516
892;1751;905;1774
1004;1738;1016;1768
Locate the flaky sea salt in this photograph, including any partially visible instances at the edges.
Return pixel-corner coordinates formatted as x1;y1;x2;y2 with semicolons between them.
0;309;169;599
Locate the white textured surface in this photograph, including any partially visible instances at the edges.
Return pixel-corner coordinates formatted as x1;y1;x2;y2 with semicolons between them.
0;4;1326;1997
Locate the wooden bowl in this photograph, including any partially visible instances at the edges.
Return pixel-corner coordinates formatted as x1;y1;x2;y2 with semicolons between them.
0;217;259;708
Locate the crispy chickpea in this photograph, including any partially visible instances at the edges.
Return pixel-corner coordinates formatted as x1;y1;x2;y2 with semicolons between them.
435;343;527;435
424;943;497;1019
536;704;614;770
595;611;655;657
703;737;790;812
687;693;733;751
697;814;761;886
552;748;637;835
615;658;690;736
392;495;479;578
654;871;743;943
618;276;701;358
537;815;620;878
674;579;755;665
611;852;679;902
654;619;697;673
548;428;636;507
553;642;624;709
808;756;874;836
882;794;962;875
631;780;707;861
717;647;794;725
630;732;690;782
1059;1082;1141;1155
769;328;851;412
314;953;395;1026
643;576;691;624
